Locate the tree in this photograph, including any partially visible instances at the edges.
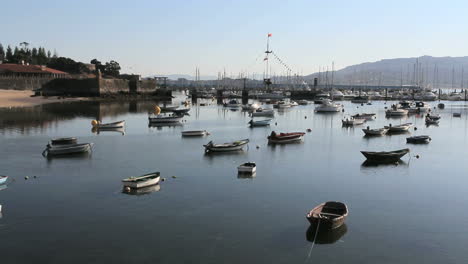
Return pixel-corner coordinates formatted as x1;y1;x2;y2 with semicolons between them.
5;45;13;62
47;57;90;74
90;58;104;73
0;44;4;61
103;60;121;77
12;46;20;63
31;48;38;64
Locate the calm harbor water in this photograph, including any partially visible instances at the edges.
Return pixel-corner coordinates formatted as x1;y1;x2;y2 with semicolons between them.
1;94;468;263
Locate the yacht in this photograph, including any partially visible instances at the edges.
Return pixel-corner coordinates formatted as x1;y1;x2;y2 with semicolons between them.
331;90;344;100
315;99;343;112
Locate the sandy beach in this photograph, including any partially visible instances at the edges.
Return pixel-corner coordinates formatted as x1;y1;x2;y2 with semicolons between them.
0;90;86;108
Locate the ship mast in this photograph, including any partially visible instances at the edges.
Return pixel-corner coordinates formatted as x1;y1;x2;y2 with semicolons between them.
264;33;273;91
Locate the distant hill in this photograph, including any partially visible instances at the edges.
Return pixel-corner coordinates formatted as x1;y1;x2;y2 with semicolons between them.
146;74;218;81
305;56;468;89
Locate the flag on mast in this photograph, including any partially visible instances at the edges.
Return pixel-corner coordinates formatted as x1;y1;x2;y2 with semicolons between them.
268;33;272;37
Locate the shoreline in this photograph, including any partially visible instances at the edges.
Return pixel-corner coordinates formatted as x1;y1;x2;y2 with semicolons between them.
0;90;89;108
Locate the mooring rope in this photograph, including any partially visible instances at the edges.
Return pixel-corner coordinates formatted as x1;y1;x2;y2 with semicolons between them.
305;219;321;263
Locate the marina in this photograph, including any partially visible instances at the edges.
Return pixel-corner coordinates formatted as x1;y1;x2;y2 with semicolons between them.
1;95;468;263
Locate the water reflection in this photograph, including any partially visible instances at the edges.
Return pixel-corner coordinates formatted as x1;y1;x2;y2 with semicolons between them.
306;223;348;244
0;185;7;192
45;152;93;162
361;159;409;168
237;172;256;179
148;123;184;130
91;127;125;135
122;184;161;195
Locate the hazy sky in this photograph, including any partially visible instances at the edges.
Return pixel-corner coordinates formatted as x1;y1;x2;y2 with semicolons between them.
2;0;468;77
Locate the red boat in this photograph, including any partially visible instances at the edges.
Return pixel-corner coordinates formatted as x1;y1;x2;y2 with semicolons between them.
267;131;305;144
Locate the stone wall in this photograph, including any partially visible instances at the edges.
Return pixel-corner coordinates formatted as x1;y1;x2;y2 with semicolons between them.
42;78;100;96
0;77;54;90
98;79;129;94
138;79;157;93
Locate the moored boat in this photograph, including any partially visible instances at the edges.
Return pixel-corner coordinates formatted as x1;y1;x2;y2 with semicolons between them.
181;130;208;137
203;139;249;152
315;99;343;112
148;114;183;123
352;113;376;120
0;175;8;185
385;108;409;116
362;127;388;136
251;108;274;117
342;116;366;126
306;201;348;229
172;108;191;115
237;162;256;174
360;148;410;163
43;143;94;157
50;137;78;146
384;123;413;132
297;100;309;105
407;135;431;144
249;118;272;127
122;172;160;189
425;117;439;125
92;120;125;129
268;131;305;144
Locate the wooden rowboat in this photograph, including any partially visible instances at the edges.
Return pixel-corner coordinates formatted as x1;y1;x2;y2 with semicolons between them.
94;120;125;129
268;131;305;144
148;114;183;123
306;201;348;229
181;130;208;137
362;127;388;136
122;172;160;189
237;162;256;174
360;148;410;163
50;137;77;145
384;123;413;132
204;139;249;152
43;143;93;157
407;135;431;144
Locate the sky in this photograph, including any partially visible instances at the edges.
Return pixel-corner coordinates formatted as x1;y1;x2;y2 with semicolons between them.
2;0;468;78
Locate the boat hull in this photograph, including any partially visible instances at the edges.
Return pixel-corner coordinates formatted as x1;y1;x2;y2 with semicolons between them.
148;116;183;123
122;176;160;189
96;120;125;129
204;139;249;152
362;128;388;136
306;202;348;230
181;130;207;136
50;137;77;145
0;176;8;185
44;143;93;156
361;148;410;163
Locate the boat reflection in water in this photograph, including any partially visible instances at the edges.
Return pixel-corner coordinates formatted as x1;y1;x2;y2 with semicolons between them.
148;123;183;131
0;185;7;192
122;184;161;196
306;223;348;244
361;159;409;168
91;127;125;135
45;152;93;163
237;171;256;179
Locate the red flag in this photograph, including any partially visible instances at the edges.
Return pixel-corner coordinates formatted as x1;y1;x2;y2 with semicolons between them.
268;33;272;37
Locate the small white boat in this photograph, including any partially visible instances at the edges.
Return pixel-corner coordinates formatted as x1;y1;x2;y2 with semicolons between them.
238;162;256;174
148;114;183;123
385;108;408;116
251;108;274;117
0;175;8;185
362;127;388;136
43;143;93;156
181;130;208;136
122;172;160;189
352;113;376;120
315;99;343;112
384;123;413;132
241;103;260;111
249;119;272;127
273;101;291;109
290;101;299;106
268;131;305;144
92;120;125;129
342;116;366;126
204;139;249;152
50;137;77;145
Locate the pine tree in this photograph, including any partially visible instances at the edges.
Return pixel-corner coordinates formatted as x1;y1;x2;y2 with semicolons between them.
6;45;13;62
31;48;38;64
13;46;20;63
0;44;5;61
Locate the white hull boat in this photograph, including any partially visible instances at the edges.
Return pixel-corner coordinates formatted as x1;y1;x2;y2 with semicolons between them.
148;114;183;123
0;175;8;185
384;123;413;132
181;130;208;136
362;127;388;136
249;119;272;127
352;113;376;120
94;120;125;129
315;100;343;112
122;172;160;189
204;139;249;152
342;117;366;126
